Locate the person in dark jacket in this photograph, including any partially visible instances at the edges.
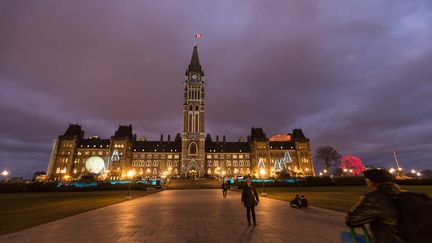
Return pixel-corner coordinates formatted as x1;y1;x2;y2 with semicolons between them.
221;181;228;198
346;169;404;243
241;178;259;226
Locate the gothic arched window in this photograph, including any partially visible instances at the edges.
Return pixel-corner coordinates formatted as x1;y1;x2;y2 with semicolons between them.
189;142;197;155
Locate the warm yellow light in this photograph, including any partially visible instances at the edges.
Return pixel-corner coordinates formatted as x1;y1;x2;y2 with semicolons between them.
389;168;395;173
163;171;168;175
234;168;238;174
349;169;353;173
305;168;309;172
127;170;134;178
146;168;151;173
417;172;421;177
259;169;266;176
105;170;110;173
319;172;323;176
168;167;172;171
222;171;226;175
411;169;416;174
323;169;327;173
398;167;403;171
1;170;8;176
343;168;348;172
63;175;71;180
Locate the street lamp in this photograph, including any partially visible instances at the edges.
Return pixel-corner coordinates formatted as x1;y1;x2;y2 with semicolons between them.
260;168;267;196
389;168;395;174
126;170;134;199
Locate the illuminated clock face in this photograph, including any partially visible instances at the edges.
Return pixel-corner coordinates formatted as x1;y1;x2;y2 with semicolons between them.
192;74;198;79
85;156;105;173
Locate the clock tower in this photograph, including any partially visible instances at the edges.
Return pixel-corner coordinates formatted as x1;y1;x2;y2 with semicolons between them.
181;45;206;178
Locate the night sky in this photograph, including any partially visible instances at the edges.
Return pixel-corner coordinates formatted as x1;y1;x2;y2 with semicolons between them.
1;0;431;178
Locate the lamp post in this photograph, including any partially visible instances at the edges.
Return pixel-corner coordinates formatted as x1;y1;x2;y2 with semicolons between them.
126;170;134;199
260;168;267;196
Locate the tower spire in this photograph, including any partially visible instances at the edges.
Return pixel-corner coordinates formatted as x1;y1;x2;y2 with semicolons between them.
187;45;203;75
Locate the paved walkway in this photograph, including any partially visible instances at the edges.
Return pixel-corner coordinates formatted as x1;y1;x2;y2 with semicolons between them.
0;189;347;243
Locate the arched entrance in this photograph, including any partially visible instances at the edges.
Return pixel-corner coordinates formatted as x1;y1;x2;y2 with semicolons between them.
184;160;200;179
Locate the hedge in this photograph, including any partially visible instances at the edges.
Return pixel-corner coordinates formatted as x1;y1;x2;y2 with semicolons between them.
0;181;160;193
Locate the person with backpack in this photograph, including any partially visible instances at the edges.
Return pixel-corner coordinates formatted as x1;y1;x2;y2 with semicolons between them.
241;178;259;226
346;169;404;242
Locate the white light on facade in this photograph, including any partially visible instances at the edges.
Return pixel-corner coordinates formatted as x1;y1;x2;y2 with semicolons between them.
85;156;105;173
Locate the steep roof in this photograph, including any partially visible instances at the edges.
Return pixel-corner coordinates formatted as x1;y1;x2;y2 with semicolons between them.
112;125;134;139
61;124;84;139
250;127;267;141
293;128;309;142
133;141;181;152
186;45;204;76
205;141;250;153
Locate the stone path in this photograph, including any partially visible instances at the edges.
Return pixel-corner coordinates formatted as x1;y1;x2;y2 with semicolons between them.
0;189;347;243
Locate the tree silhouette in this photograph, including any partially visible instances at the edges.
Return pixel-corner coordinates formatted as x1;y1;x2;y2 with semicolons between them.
315;146;341;172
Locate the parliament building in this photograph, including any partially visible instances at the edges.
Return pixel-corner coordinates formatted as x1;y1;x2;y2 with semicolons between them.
46;46;315;180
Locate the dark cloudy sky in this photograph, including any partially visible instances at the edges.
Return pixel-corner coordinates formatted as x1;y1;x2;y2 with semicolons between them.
1;0;431;178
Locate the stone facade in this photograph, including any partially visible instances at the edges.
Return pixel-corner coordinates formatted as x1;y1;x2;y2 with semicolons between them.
46;45;315;180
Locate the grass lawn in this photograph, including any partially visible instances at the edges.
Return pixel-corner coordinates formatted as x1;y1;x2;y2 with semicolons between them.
262;186;432;213
0;190;156;236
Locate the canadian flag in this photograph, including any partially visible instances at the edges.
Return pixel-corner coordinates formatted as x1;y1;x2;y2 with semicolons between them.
194;33;202;39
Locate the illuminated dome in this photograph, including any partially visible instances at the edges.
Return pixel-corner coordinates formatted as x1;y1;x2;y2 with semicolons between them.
85;156;105;173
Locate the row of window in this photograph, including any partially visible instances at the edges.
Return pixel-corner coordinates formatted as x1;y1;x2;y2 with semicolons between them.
132;160;179;167
207;160;251;167
77;151;113;156
60;142;73;148
132;154;180;159
207;167;251;175
81;144;110;148
206;154;249;159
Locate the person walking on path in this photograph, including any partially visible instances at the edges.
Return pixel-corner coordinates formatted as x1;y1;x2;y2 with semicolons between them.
346;169;404;243
241;178;259;226
221;181;228;198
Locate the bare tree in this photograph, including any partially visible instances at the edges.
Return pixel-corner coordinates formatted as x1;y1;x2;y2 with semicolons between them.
315;146;341;172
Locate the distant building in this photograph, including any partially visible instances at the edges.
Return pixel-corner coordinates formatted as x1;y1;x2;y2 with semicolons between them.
46;45;315;180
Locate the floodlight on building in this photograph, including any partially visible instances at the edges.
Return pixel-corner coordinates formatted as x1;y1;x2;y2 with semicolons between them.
127;170;134;178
